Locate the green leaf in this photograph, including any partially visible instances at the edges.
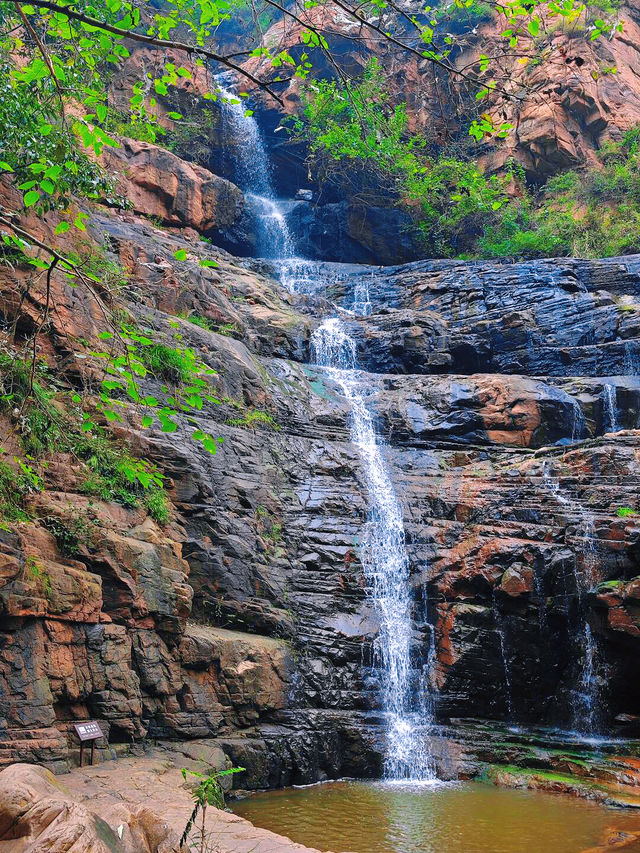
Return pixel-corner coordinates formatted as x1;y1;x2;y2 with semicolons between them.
527;18;540;37
198;259;218;268
23;190;40;207
141;415;154;427
173;248;188;261
202;435;218;454
74;212;89;231
0;162;14;172
54;221;71;235
159;415;178;433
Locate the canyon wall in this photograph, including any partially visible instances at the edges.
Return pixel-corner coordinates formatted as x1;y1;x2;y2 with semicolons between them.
2;125;640;786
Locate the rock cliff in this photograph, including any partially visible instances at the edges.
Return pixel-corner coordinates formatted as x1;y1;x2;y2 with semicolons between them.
2;135;640;790
2;99;640;800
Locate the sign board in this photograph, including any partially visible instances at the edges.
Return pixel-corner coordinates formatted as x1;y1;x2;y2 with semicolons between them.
73;721;103;742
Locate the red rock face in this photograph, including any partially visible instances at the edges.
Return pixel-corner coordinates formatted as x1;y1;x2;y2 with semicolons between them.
476;3;640;179
235;0;640;182
100;139;244;231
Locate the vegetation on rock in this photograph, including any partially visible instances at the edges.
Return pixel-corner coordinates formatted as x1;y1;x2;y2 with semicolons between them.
293;61;640;259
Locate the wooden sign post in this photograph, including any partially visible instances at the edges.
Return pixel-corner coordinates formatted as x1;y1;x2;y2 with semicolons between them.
73;721;104;767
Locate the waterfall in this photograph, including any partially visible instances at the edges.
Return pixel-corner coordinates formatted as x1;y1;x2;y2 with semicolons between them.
542;461;602;735
311;318;434;781
216;79;296;259
571;399;586;443
217;91;434;779
492;591;513;720
624;341;638;376
602;384;619;433
350;272;373;317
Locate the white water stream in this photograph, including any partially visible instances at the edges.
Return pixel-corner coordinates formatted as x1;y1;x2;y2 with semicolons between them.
311;316;434;780
542;461;601;734
216;78;296;259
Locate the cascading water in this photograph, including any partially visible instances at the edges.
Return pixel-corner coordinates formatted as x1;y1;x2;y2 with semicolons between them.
542;461;602;735
311;317;434;781
216;78;296;259
602;384;619;433
217;87;435;780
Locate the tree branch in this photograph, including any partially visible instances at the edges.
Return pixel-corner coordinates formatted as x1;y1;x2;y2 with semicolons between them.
20;0;286;105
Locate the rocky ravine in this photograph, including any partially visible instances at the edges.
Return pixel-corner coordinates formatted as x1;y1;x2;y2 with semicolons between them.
2;135;640;820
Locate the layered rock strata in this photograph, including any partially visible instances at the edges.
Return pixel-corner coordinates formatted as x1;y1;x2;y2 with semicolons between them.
2;183;640;792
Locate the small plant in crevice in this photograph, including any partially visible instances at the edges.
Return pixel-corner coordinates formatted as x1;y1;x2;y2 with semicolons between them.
617;506;638;518
179;312;216;332
145;489;171;525
225;409;280;431
255;503;284;546
180;767;245;853
179;313;241;339
137;343;196;385
214;323;240;338
42;514;91;557
25;556;53;599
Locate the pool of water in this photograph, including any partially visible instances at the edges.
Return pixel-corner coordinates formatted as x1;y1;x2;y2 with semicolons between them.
232;779;640;853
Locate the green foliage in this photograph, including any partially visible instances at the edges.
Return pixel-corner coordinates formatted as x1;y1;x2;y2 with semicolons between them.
145;490;171;525
296;63;640;260
0;347;173;523
42;514;90;557
180;314;240;338
75;431;161;506
617;506;638;518
444;0;494;25
92;322;224;455
226;408;280;430
178;312;216;332
25;557;52;598
0;58;117;213
139;344;195;384
163;109;220;164
0;350;68;456
293;60;513;256
0;456;40;523
480;128;640;259
215;323;240;337
180;767;245;853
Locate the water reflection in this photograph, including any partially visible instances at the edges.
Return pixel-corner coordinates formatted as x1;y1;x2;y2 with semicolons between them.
233;779;640;853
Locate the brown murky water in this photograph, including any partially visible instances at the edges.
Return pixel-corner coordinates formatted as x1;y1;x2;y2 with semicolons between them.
232;779;640;853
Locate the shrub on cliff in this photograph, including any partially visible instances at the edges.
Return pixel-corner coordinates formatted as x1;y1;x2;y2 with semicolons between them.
294;62;640;260
480;127;640;259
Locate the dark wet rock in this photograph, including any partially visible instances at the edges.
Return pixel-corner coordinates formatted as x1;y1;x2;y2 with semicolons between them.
3;178;640;787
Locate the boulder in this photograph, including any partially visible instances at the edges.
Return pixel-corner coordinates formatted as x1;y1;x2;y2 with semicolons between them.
101;138;244;233
0;762;178;852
